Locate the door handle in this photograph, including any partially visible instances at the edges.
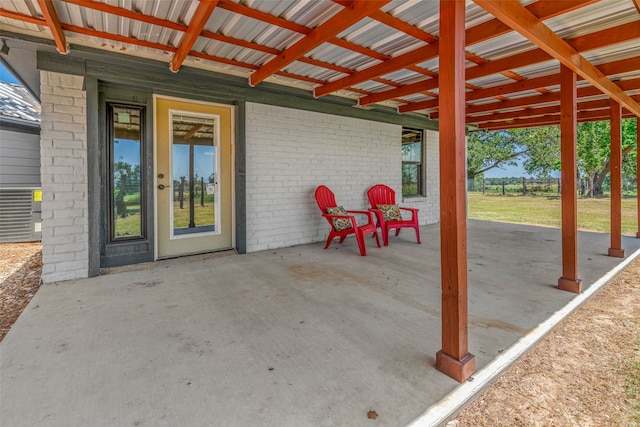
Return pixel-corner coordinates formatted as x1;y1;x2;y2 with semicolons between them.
158;184;168;190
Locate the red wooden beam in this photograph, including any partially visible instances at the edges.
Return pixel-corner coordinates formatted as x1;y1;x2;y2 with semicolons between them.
637;120;640;239
64;23;338;88
477;110;636;130
332;0;438;43
608;100;625;257
170;0;219;72
633;0;640;15
465;0;598;45
64;24;177;52
219;0;408;70
429;77;640;119
0;8;46;26
473;0;640;119
558;65;582;293
217;0;309;34
249;1;390;86
315;42;439;97
392;20;640;111
468;95;640;125
63;0;186;31
436;0;475;384
466;55;640;104
316;0;595;98
64;0;366;82
37;0;67;53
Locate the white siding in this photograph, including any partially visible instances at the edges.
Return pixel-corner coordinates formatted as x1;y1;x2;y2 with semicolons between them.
39;71;88;283
244;103;439;252
0;129;40;188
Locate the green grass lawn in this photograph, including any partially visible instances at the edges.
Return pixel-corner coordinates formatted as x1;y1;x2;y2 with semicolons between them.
468;193;639;235
173;203;215;229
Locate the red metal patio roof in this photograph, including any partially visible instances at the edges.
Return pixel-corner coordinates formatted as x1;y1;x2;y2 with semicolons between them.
1;0;639;129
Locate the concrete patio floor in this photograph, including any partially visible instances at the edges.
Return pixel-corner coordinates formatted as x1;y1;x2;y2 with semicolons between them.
2;220;639;427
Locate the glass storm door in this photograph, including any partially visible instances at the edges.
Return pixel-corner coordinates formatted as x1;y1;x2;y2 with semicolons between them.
155;97;233;258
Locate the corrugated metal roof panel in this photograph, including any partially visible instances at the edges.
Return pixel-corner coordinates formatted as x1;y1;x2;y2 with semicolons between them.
401;93;434;103
0;0;638;124
392;0;439;27
497;60;560;82
0;82;41;123
583;40;640;67
543;0;637;39
414;57;438;71
467;32;535;62
355;81;396;92
377;69;423;85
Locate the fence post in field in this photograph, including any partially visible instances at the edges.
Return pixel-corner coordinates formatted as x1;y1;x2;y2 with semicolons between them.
558;179;561;194
482;179;485;194
200;177;205;207
522;177;527;195
502;178;505;195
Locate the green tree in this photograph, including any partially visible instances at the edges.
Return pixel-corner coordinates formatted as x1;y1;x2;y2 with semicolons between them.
577;119;636;197
518;127;561;177
466;130;524;179
466;127;560;179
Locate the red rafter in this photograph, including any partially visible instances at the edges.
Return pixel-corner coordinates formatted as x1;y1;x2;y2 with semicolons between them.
2;8;352;90
249;1;390;86
62;0;436;83
364;18;640;108
170;0;219;72
468;95;640;125
479;110;636;131
315;0;596;98
0;8;45;26
63;0;185;31
37;0;67;53
63;0;370;81
332;0;438;43
427;77;640;119
474;0;640;118
401;56;640;114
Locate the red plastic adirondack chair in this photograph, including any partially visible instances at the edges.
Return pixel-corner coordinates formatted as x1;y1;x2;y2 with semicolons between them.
367;184;421;246
315;185;380;256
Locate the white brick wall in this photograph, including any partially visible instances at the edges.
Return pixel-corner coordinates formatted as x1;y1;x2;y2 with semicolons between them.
40;71;88;283
244;103;439;252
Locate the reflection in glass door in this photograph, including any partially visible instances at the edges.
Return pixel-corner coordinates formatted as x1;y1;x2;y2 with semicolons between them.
170;113;219;237
109;104;144;241
155;96;232;259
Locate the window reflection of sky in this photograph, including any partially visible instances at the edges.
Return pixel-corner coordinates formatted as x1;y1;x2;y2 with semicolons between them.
172;145;215;182
114;139;140;165
114;138;216;181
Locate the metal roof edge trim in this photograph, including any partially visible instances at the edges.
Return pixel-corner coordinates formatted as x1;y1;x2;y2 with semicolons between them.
0;116;41;134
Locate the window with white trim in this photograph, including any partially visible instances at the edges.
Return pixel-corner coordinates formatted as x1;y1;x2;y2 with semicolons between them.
402;128;424;197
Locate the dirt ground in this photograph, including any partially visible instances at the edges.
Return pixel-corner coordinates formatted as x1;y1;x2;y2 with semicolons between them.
454;258;640;426
1;242;639;425
0;242;42;342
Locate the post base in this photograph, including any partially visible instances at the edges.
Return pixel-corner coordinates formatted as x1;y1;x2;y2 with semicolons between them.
608;247;625;258
636;231;640;239
558;277;582;293
436;350;476;383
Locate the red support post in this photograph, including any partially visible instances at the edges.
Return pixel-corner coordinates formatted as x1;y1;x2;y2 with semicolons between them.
637;119;640;239
558;65;582;293
608;99;625;257
436;0;476;383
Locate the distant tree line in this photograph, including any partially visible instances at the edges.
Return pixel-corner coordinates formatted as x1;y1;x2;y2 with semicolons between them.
467;119;638;197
